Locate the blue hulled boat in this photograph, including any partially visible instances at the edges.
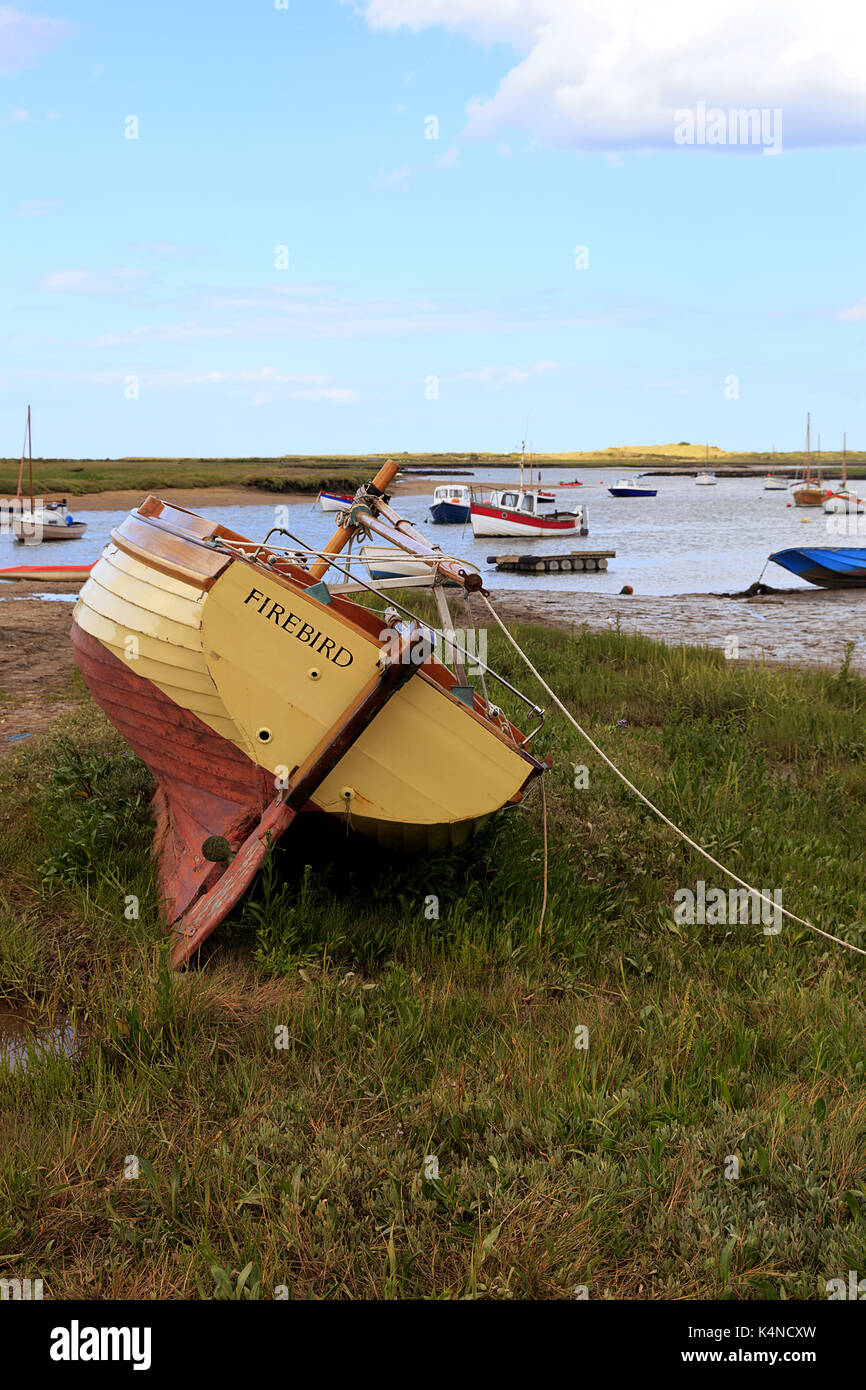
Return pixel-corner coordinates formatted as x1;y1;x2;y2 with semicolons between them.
430;484;471;524
768;547;866;589
608;474;657;498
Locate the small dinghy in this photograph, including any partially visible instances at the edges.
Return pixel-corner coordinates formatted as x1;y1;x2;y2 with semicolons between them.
360;544;480;585
317;490;354;513
0;563;94;582
71;460;547;967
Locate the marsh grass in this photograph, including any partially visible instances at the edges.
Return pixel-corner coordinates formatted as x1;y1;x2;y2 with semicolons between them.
3;449;863;499
0;620;864;1299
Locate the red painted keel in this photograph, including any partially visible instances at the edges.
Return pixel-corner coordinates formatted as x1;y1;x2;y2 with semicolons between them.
71;622;275;925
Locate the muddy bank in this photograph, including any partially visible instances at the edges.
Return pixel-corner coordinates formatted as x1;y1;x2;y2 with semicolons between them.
0;591;79;753
28;478;438;513
490;586;866;673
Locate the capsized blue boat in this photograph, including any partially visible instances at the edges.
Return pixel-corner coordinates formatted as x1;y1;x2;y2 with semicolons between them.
768;546;866;589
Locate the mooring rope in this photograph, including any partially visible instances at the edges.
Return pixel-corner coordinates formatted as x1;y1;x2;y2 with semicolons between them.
479;593;866;958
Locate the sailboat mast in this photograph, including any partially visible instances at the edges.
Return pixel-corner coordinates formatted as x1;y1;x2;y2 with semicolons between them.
519;439;525;492
843;432;847;489
805;413;811;484
27;405;33;511
16;406;29;498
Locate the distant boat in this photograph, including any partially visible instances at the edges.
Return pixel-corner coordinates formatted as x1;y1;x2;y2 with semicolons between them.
769;547;866;589
470;487;587;537
318;490;354;513
12;501;88;543
695;444;716;485
608;475;657;498
792;414;827;507
429;484;470;524
764;444;787;490
823;433;864;514
7;407;88;543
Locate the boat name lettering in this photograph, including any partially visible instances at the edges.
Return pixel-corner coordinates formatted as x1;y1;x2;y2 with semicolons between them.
243;589;354;666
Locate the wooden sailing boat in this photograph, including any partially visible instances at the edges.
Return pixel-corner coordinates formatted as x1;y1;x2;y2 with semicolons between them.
71;459;547;966
792;414;826;507
823;433;864;514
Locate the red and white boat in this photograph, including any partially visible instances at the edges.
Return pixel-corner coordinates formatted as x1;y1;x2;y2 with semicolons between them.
470;487;587;538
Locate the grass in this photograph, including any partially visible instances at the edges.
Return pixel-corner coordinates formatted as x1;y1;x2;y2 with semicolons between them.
2;450;864;498
0;618;864;1299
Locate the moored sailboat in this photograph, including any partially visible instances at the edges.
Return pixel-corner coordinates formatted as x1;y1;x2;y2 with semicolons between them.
823;434;864;514
792;414;827;507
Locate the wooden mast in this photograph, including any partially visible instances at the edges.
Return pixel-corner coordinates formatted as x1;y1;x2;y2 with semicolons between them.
805;412;811;485
27;405;33;511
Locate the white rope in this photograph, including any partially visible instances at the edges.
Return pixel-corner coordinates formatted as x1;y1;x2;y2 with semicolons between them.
480;593;866;959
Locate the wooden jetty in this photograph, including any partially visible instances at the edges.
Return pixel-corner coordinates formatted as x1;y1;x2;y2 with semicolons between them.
486;550;615;574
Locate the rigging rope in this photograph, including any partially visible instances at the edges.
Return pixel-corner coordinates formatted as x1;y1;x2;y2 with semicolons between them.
479;593;866;959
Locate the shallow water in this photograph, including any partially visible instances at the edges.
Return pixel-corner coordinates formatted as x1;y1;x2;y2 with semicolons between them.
0;1004;80;1074
0;469;850;597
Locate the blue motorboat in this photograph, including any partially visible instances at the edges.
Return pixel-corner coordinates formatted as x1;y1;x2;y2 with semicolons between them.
608;475;657;498
430;484;471;524
768;547;866;589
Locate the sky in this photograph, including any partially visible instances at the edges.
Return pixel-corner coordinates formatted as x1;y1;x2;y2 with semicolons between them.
1;0;865;457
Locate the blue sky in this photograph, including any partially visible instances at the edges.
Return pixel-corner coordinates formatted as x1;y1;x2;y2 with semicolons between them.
2;0;865;457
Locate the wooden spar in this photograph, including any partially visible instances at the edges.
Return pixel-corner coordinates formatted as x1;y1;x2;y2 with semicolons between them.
169;621;429;966
307;457;400;581
309;457;482;591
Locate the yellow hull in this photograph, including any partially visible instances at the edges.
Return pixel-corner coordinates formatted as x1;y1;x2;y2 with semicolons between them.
73;508;542;848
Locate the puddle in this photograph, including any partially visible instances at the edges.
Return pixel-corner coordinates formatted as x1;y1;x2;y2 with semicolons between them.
0;594;78;603
0;1004;81;1074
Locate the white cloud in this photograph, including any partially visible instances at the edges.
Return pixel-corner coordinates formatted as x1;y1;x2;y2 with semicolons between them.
451;360;559;389
351;0;866;150
39;266;150;295
5;106;30;122
0;4;71;74
837;301;866;322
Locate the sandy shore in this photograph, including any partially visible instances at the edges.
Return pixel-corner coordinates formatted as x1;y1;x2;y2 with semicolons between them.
39;478;438;513
3;582;865;756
